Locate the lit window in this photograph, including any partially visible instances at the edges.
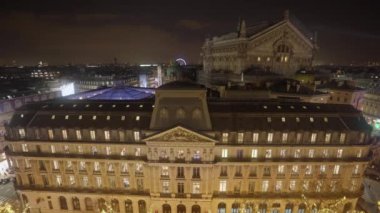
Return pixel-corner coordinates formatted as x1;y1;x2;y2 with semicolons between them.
136;116;140;121
193;182;201;194
123;178;130;188
323;149;329;158
48;129;54;140
162;181;170;193
222;133;229;143
78;115;82;120
69;175;75;185
237;133;244;143
310;133;317;143
106;146;111;155
96;176;102;187
135;148;141;156
267;133;273;143
280;149;286;158
65;115;69;120
325;133;331;143
25;159;31;168
333;165;340;175
281;117;285;122
104;130;110;141
50;145;55;153
282;133;288;143
265;149;272;158
267;117;272;123
62;130;68;140
337;149;343;158
121;116;125;121
106;115;110;120
90;130;96;140
134;131;140;141
324;117;328;122
296;117;300;122
222;149;228;158
51;115;55;120
267;57;270;62
76;130;82;140
121;163;128;173
120;148;127;156
126;104;130;108
353;165;360;174
94;162;100;171
339;133;346;144
294;149;301;158
219;180;227;192
56;175;62;186
79;161;86;170
320;165;326;174
257;56;261;62
292;165;299;174
92;115;97;120
305;165;312;175
252;133;259;143
357;149;362;158
22;144;28;152
161;166;169;176
251;149;258;158
262;180;269;192
19;129;26;138
275;180;282;192
108;163;114;172
53;160;59;170
308;149;314;158
289;180;296;191
98;104;103;108
278;165;285;174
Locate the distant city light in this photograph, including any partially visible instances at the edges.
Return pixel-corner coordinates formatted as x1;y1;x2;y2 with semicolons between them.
59;82;75;96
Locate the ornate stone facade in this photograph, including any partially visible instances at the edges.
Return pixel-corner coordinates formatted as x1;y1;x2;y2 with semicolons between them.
201;12;317;76
5;81;371;213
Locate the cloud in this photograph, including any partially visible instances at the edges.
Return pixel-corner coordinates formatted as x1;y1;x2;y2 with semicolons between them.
176;19;209;30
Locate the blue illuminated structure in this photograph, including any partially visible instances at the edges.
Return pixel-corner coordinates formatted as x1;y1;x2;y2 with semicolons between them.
67;86;154;100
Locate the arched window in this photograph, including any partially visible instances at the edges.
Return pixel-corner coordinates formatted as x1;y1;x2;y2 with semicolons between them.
59;196;68;210
232;203;240;213
277;44;291;53
72;197;80;210
111;199;120;212
272;203;280;213
192;205;201;213
285;203;293;213
138;200;146;213
163;204;171;213
192;108;202;120
176;108;186;119
125;200;133;213
218;203;226;213
177;204;186;213
85;197;93;211
258;203;267;213
98;198;106;212
159;108;169;119
298;203;306;213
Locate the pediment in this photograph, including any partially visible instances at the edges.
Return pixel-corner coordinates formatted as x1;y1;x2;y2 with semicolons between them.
248;20;313;49
144;126;216;143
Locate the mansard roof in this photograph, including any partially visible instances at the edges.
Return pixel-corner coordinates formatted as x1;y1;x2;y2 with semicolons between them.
8;98;370;132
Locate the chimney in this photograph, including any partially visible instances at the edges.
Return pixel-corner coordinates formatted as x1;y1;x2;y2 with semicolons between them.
237;18;246;38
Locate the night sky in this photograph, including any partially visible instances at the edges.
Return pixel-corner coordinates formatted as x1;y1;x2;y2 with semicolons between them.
0;0;379;65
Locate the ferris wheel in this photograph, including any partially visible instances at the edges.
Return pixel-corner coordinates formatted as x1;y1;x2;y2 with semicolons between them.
175;58;187;66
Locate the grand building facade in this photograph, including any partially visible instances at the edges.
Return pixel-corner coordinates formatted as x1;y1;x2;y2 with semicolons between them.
5;81;371;213
201;11;317;78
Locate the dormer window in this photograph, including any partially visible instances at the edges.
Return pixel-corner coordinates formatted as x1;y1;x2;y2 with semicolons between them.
136;116;140;121
310;117;314;122
126;105;130;108
65;115;69;120
139;104;143;108
324;117;328;122
20;114;24;118
281;117;285;122
78;115;82;120
51;115;55;120
112;104;116;108
98;104;103;108
296;117;300;122
92;115;97;120
267;117;272;123
106;115;111;120
18;128;26;139
121;116;125;121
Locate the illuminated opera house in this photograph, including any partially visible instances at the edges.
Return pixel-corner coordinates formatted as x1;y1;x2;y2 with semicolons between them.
5;82;371;213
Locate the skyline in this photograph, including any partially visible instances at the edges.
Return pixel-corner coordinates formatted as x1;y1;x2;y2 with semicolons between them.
0;0;380;65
